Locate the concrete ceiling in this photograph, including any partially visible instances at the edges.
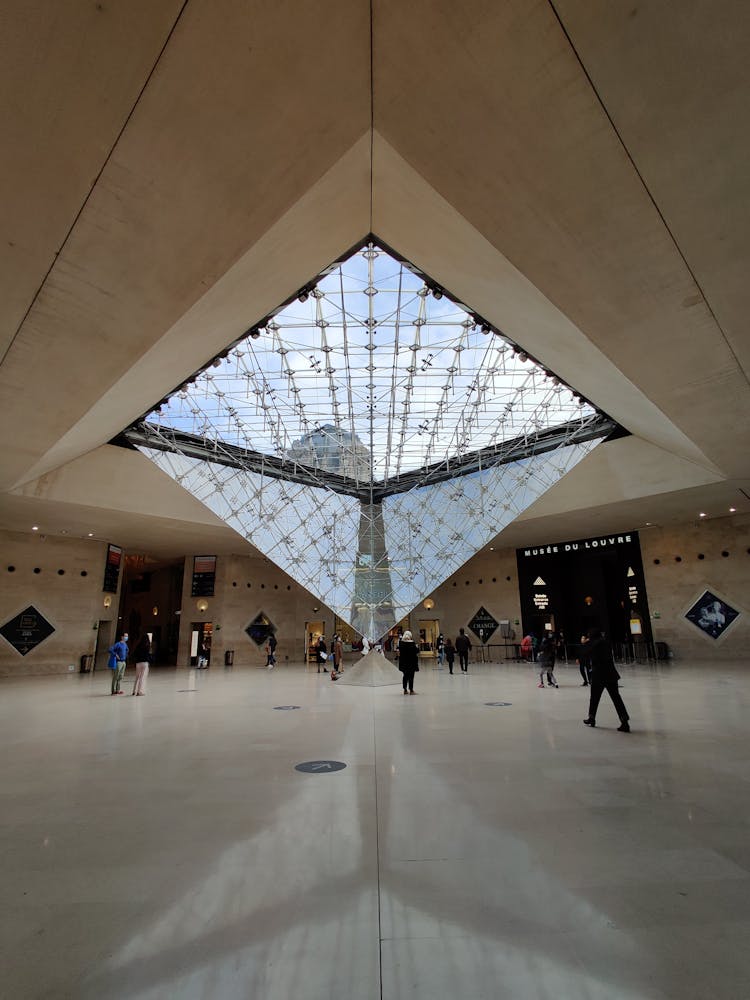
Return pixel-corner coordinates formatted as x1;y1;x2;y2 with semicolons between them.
1;1;748;559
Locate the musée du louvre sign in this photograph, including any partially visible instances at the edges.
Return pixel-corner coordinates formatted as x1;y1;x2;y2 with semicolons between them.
521;533;635;558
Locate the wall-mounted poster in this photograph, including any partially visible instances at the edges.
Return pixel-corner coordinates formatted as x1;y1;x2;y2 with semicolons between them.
191;555;216;597
685;590;740;640
103;544;123;594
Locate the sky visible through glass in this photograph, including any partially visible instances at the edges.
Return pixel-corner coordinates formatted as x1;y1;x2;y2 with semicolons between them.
148;245;593;487
135;244;609;638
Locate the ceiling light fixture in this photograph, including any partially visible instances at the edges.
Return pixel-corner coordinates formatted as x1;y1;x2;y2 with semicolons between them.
699;512;706;518
32;525;39;531
729;507;736;513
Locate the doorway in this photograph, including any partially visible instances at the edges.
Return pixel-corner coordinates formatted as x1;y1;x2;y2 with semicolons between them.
383;616;410;656
418;619;440;656
190;622;213;667
93;620;114;672
305;619;325;663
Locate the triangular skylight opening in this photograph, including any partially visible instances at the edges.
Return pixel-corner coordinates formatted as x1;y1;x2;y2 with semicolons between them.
120;238;622;638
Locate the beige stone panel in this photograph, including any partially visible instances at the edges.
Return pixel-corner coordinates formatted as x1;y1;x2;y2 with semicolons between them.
177;552;332;668
3;446;245;559
373;1;750;477
417;548;522;651
11;133;371;490
15;446;228;524
0;0;183;358
554;0;750;373
0;532;116;676
641;514;750;660
371;134;716;472
1;0;370;490
520;436;722;517
0;490;243;563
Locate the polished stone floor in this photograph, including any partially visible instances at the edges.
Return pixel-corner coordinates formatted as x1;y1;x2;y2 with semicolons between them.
2;657;749;999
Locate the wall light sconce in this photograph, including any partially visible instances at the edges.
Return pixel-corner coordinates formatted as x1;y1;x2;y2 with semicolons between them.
152;606;158;616
196;599;209;613
423;598;435;610
103;595;112;608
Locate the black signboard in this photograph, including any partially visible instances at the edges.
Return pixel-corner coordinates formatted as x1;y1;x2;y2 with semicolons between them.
103;543;122;594
295;760;347;773
685;591;740;640
0;606;55;656
191;555;217;597
468;606;499;642
515;530;652;646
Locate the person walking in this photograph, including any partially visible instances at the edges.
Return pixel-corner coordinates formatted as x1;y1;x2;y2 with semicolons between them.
436;633;445;667
455;628;472;673
266;632;277;669
444;637;455;674
316;634;327;673
398;629;419;695
108;632;129;696
332;633;343;674
577;634;591;686
538;633;558;688
520;633;533;662
132;633;151;696
581;629;631;732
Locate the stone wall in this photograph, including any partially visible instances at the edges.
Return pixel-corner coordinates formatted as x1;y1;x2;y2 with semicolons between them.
0;530;118;676
3;514;749;676
641;514;750;659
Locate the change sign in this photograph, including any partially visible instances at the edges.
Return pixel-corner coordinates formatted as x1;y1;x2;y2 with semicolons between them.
0;606;55;656
468;607;499;642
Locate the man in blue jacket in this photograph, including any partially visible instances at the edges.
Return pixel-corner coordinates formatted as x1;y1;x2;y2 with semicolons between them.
108;633;129;695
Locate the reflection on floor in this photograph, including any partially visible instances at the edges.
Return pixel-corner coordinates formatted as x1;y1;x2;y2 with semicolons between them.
2;660;749;999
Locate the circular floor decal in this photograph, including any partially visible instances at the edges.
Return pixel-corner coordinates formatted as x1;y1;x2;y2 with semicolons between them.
274;705;301;711
485;701;512;707
295;760;347;773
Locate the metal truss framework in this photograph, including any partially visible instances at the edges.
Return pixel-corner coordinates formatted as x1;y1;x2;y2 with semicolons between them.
123;241;622;638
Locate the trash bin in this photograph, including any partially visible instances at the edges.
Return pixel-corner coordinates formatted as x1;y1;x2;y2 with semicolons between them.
80;654;94;673
224;650;234;666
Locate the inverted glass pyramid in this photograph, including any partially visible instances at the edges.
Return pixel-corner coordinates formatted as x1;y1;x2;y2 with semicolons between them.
124;241;618;638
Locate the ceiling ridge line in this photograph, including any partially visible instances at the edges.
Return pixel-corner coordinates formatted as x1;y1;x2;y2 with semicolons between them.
545;0;750;392
369;0;375;234
0;0;193;373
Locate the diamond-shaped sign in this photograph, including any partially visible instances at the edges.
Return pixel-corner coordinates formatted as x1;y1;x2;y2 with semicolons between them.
468;607;500;642
245;612;276;646
0;606;55;656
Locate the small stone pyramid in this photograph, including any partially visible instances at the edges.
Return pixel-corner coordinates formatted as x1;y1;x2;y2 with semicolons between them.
335;649;402;687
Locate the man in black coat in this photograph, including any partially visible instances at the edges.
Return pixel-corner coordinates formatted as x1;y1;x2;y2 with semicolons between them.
581;629;630;732
455;628;472;673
